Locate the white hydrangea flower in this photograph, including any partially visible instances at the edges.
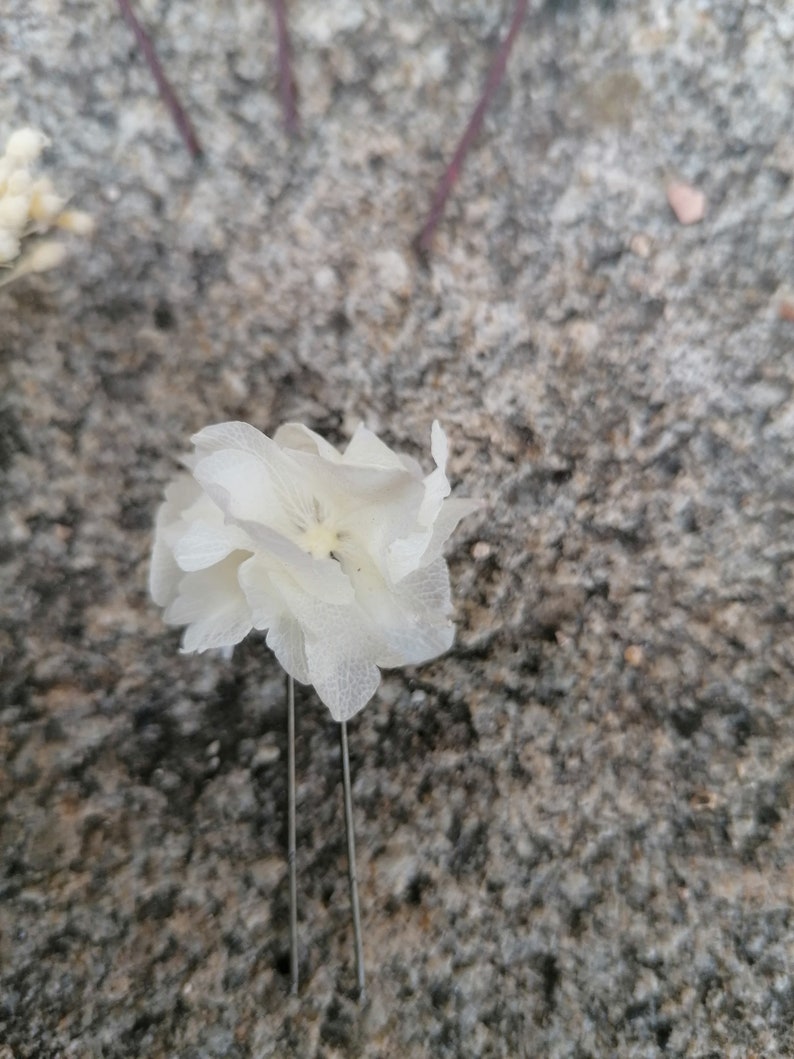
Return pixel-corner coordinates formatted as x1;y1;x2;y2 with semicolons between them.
150;420;479;721
0;127;93;287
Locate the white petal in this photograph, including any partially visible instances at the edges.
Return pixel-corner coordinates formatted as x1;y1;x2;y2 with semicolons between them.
238;554;282;629
285;554;355;605
180;488;230;525
354;556;454;665
343;425;409;471
194;440;327;540
149;529;182;607
164;552;247;623
430;420;448;474
417;465;451;527
274;422;343;463
390;424;477;576
238;560;323;686
191;420;272;462
296;456;425;553
387;530;431;582
419;497;483;568
321;546;452;667
383;558;455;662
149;474;202;605
266;615;311;685
269;569;371;646
380;619;454;666
304;638;381;721
161;473;203;520
173;519;252;572
385;455;455;582
163;553;253;653
336;550;407;641
396;557;452;617
181;606;252;653
193;449;295;533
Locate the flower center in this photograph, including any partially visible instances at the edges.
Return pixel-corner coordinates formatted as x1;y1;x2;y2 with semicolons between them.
298;519;340;560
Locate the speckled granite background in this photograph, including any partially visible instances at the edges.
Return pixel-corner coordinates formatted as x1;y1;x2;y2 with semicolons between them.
2;1;793;1056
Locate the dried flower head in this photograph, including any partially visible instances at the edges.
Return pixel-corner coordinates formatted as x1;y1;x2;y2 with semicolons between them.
0;127;93;287
150;421;479;721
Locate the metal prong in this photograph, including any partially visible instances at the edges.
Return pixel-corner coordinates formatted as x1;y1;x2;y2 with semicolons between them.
340;720;366;999
287;673;298;995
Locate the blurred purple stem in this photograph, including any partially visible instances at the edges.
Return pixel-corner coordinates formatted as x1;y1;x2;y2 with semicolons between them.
271;0;299;136
117;0;203;159
416;0;529;257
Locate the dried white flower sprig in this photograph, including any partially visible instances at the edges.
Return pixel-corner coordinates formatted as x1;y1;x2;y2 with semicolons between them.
0;128;93;287
150;419;478;721
150;419;478;996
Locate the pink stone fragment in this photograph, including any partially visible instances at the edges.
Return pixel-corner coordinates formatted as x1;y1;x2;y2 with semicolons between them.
666;181;707;225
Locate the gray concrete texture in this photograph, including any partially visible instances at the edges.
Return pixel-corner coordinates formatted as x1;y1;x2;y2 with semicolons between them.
1;0;793;1056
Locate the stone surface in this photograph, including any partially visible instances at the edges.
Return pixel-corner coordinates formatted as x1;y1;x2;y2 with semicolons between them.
1;1;793;1056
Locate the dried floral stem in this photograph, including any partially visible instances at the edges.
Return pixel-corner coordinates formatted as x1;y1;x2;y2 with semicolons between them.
287;673;299;994
270;0;299;136
340;720;365;999
117;0;202;159
415;0;529;257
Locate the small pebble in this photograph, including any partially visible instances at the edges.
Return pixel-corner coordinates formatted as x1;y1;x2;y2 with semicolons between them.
667;181;706;225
